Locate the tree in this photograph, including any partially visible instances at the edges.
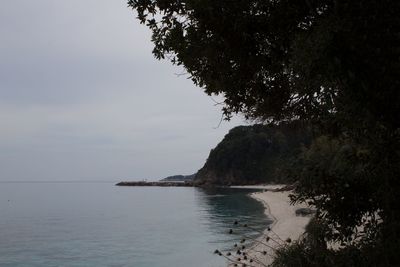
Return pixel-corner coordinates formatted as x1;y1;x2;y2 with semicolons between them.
128;0;400;264
129;0;399;125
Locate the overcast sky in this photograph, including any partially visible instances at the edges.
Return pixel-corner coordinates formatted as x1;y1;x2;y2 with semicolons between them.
0;1;242;182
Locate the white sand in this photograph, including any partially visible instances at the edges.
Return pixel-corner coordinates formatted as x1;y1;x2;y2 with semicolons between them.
228;186;312;266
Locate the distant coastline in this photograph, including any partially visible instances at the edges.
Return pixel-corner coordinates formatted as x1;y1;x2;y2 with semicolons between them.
160;174;195;182
115;181;194;187
116;173;196;187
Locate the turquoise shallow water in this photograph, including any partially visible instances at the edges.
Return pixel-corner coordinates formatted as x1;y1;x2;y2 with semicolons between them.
0;182;271;267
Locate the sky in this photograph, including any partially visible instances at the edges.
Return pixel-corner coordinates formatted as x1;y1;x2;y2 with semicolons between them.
0;0;243;182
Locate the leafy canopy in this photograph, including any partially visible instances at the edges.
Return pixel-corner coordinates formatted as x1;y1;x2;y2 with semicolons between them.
129;0;400;128
129;0;400;263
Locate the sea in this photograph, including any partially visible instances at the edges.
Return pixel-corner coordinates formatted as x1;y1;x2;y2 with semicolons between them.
0;182;272;267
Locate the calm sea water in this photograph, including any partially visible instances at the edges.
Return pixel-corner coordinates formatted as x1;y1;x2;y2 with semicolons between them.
0;182;271;267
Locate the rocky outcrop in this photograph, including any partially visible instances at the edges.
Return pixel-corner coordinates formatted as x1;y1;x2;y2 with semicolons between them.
195;122;311;186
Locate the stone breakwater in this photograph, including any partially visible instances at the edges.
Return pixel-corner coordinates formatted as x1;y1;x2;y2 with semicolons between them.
115;181;194;187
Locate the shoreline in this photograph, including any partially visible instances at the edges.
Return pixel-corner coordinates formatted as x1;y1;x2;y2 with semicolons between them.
230;185;312;266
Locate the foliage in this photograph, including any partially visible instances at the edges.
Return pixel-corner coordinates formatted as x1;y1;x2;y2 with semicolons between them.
273;217;400;267
272;218;363;267
128;0;400;265
195;121;311;185
128;0;399;126
160;174;195;182
286;133;400;262
288;136;381;241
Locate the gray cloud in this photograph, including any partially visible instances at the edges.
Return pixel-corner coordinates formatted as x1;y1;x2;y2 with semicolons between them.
0;0;242;181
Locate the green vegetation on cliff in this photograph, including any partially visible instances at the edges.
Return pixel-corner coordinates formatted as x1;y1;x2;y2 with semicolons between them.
195;122;311;185
160;174;195;182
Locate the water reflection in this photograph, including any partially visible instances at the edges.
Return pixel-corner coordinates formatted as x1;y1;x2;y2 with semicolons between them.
193;187;273;250
0;183;272;267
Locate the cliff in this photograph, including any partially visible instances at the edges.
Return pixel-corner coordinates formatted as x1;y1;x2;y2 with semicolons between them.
195;122;311;185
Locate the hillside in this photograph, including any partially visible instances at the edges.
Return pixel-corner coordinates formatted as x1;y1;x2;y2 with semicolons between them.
160;174;195;182
195;122;311;185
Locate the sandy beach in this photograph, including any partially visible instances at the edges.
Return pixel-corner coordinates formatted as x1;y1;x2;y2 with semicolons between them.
229;185;312;266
